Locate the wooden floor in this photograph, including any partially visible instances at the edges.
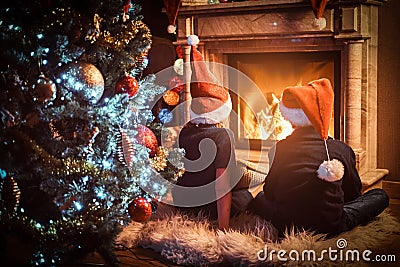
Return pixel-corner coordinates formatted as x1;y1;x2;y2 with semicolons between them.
65;180;400;267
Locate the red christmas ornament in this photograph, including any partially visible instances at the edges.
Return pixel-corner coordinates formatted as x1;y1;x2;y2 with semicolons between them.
128;197;152;222
115;75;139;98
136;125;158;157
175;45;183;59
123;0;132;13
169;76;184;93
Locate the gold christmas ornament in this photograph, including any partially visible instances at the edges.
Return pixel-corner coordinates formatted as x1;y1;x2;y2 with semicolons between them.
57;61;104;104
163;90;180;106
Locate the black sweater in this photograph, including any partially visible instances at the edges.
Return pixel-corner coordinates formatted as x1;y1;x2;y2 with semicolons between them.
263;126;362;234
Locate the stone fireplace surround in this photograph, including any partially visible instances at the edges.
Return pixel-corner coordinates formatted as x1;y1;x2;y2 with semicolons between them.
175;0;388;190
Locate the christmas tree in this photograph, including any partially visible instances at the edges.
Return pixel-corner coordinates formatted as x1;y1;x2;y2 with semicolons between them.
0;0;184;265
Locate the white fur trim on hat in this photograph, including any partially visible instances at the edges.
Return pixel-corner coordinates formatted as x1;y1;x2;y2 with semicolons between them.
317;159;344;182
190;94;232;124
279;101;312;127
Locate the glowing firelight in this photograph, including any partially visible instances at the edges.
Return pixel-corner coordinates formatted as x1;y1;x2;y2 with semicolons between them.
245;93;294;141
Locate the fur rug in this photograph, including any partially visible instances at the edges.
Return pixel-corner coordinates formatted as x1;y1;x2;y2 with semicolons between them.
116;205;400;266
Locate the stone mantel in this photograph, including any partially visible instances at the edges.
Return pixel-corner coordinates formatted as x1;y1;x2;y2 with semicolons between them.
176;0;388;189
178;0;386;15
177;0;386;43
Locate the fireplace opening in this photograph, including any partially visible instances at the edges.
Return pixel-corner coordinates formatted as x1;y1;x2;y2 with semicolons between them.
228;51;341;148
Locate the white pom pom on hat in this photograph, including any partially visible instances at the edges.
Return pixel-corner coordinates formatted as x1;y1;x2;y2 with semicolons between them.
318;159;344;182
312;17;327;30
279;78;345;182
167;25;176;34
311;0;328;30
187;34;200;46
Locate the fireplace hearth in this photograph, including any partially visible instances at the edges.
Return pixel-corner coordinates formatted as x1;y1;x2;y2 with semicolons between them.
175;0;388;190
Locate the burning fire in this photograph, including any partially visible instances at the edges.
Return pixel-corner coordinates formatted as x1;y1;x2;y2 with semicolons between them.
244;93;294;141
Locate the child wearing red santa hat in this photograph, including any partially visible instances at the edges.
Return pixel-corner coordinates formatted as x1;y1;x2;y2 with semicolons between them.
172;36;246;230
249;78;389;235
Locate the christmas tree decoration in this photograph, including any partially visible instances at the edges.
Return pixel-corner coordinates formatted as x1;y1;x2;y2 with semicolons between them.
123;0;132;13
30;73;57;104
115;74;139;98
85;13;104;44
136;125;158;157
0;0;181;265
82;125;100;149
173;58;184;75
137;51;149;68
127;197;152;222
0;169;6;179
149;146;168;171
88;13;151;51
158;108;173;124
1;175;21;214
176;45;183;59
117;130;135;168
163;89;180;106
25;112;40;128
169;76;184;93
58;195;77;211
50;118;90;141
174;168;186;179
57;61;104;104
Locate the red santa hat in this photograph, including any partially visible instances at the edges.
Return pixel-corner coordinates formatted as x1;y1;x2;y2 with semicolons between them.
279;78;344;182
188;35;232;124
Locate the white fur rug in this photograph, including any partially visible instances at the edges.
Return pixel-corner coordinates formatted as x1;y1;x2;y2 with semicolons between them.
116;205;400;266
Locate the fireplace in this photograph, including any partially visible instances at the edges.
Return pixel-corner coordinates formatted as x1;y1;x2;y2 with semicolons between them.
228;51;340;144
175;0;388;189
